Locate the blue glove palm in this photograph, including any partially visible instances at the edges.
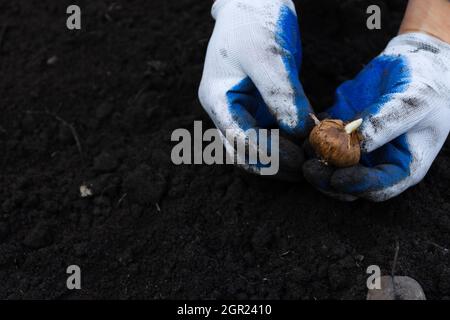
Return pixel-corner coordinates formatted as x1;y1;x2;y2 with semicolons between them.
199;0;312;179
303;33;450;201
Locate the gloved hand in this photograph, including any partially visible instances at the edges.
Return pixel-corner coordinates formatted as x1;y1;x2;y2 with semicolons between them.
303;33;450;201
199;0;313;180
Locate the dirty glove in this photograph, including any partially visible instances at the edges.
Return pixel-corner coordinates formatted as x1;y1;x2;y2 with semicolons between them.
303;33;450;201
199;0;313;179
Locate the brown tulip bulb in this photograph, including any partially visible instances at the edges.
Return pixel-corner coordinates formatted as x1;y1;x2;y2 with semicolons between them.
309;115;362;168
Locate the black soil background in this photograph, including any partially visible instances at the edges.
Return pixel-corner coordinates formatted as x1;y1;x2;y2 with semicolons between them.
1;0;449;299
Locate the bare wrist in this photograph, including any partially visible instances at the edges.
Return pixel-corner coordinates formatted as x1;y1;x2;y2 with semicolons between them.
399;0;450;44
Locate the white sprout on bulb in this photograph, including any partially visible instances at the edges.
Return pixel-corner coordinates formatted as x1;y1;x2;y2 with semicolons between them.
344;119;363;134
309;113;362;134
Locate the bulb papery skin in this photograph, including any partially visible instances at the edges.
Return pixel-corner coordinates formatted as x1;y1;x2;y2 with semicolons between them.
309;119;361;168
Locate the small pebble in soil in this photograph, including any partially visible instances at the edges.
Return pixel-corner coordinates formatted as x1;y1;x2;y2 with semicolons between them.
46;55;58;65
367;275;426;300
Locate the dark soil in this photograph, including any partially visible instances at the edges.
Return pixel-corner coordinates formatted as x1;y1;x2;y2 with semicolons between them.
1;0;449;299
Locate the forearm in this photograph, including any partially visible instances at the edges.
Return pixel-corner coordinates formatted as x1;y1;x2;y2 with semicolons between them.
399;0;450;44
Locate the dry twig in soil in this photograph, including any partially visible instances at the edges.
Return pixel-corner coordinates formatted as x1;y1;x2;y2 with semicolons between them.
26;109;84;163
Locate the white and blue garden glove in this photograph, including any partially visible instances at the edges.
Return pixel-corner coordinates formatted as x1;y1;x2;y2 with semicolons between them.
303;33;450;201
199;0;313;180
